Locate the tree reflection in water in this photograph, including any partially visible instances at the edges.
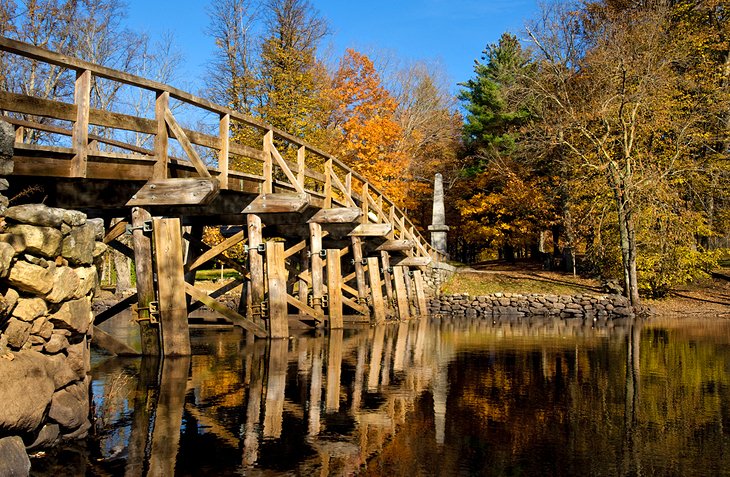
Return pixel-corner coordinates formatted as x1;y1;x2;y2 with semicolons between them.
44;316;730;476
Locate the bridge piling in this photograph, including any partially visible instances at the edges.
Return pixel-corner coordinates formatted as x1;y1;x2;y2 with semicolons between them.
131;207;161;356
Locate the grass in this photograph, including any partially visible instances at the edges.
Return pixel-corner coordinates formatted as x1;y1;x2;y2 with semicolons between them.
194;269;242;280
441;270;602;296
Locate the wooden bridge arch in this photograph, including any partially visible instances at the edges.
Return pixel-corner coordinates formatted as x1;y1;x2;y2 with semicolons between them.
0;37;445;355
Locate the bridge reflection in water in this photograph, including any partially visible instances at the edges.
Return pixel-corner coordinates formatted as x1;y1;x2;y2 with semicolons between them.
55;316;730;476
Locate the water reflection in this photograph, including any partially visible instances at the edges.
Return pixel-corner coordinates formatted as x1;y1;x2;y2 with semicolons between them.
45;316;730;476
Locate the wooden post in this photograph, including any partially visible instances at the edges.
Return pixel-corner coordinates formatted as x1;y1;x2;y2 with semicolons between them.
326;249;343;329
403;268;416;316
130;207;160;356
368;326;385;391
308;339;323;436
262;130;273;194
71;69;91;178
366;257;386;324
297;146;306;189
147;356;189;477
247;214;265;333
381;251;394;305
324;159;333;208
350;236;369;313
298;247;309;308
325;329;343;413
153;218;191;356
263;339;287;438
153;91;169;179
266;241;289;339
309;222;324;320
361;183;369;223
392;266;410;321
412;270;429;316
219;113;230;189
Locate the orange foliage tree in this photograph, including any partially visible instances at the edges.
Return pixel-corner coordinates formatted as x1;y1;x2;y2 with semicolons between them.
328;49;413;208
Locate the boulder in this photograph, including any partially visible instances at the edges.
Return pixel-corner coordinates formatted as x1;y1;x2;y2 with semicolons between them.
45;266;81;303
61;224;96;265
0;242;15;278
3;318;31;349
6;224;62;259
48;380;89;431
62;210;87;227
44;333;69;354
11;298;47;322
0;233;26;254
4;204;65;228
43;353;78;390
0;436;30;477
86;218;105;240
66;338;89;379
0;120;14;176
49;297;92;335
26;423;60;450
7;260;54;295
0;350;54;434
73;267;97;299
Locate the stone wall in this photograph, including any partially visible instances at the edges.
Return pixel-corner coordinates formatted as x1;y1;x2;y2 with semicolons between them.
0;121;106;474
423;261;456;296
429;292;635;319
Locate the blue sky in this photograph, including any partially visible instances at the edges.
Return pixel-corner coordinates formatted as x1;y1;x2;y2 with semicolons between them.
125;0;539;95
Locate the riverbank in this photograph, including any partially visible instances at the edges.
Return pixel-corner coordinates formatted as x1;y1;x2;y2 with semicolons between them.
442;262;730;317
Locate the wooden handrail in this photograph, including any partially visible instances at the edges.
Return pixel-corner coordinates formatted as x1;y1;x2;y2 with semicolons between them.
0;36;445;260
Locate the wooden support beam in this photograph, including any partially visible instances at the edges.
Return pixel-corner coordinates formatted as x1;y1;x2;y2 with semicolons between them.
348;223;391;237
403;268;416;316
367;257;386;324
380;251;394;305
361;182;369;223
94;293;138;326
92;325;141;356
247;214;265;331
184;230;245;273
297;248;309;313
351;236;368;311
219;113;230;189
269;142;306;194
412;269;428;316
326;330;343;413
153;91;169;179
309;222;324;319
286;294;322;322
184;283;267;338
328;166;357;208
183;224;204;309
391;265;410;321
266;241;289;339
130;207;159;356
326;249;343;329
164;108;211;178
127;178;219;206
376;240;413;252
242;193;310;214
342;296;368;315
71;69;90;177
103;219;128;244
307;207;361;224
153;217;191;356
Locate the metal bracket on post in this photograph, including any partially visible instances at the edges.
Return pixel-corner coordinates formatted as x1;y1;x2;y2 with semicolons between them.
319;249;326;258
257;243;266;253
148;301;159;324
321;294;329;309
125;220;152;235
131;301;160;324
260;300;269;319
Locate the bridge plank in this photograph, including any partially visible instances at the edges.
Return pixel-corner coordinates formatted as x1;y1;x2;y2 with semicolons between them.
367;257;386;323
348;223;391;237
266;241;289;338
242;193;310;213
307;207;361;224
376;240;414;252
390;256;432;267
126;178;220;206
326;249;343;329
286;294;322;322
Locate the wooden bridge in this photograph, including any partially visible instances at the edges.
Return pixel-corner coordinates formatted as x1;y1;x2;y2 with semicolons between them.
0;38;445;355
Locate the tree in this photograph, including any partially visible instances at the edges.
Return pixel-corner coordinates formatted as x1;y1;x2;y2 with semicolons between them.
257;0;329;138
328;49;412;208
205;0;260;113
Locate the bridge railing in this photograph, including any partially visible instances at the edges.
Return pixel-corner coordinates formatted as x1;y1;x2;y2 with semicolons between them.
0;37;445;262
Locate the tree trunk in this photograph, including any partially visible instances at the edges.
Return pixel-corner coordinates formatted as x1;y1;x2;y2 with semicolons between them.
614;180;640;306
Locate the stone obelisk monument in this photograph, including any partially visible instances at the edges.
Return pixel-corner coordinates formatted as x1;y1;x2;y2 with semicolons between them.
428;173;449;254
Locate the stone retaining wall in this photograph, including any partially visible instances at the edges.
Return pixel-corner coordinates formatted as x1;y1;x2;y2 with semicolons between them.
0;123;107;474
429;292;635;319
423;261;456;296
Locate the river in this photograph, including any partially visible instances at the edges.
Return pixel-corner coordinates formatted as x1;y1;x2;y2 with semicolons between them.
28;315;730;476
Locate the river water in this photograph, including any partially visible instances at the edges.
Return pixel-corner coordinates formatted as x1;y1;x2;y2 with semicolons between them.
29;315;730;476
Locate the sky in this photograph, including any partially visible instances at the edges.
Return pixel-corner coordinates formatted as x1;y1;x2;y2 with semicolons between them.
125;0;540;95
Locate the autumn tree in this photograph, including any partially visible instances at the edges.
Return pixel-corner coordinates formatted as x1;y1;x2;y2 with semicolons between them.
257;0;329;138
328;49;412;208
